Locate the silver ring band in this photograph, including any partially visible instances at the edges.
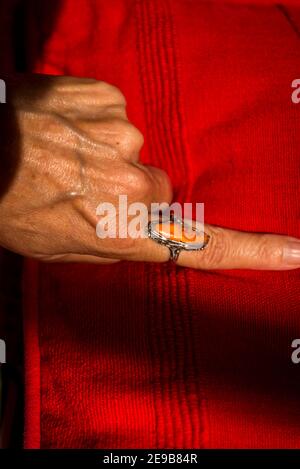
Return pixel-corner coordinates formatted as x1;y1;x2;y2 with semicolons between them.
147;215;210;263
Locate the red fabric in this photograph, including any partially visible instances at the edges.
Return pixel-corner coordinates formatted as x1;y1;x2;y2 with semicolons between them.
21;0;300;448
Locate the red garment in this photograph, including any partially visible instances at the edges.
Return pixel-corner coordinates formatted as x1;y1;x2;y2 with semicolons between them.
22;0;300;448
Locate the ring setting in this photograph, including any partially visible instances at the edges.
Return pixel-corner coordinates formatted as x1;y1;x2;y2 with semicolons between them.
147;214;210;262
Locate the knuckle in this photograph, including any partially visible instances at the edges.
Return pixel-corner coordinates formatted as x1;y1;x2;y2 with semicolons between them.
104;104;127;118
97;81;127;105
112;118;144;154
124;167;152;199
127;126;144;153
199;228;231;268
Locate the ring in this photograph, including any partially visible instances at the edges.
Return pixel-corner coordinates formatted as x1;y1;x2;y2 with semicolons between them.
147;214;210;262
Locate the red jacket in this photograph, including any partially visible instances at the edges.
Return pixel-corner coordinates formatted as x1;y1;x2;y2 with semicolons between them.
18;0;300;448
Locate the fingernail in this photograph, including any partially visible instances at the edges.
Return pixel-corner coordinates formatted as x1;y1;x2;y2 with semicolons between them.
283;240;300;265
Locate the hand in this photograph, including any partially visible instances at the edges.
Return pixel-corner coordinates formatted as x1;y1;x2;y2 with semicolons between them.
0;74;299;270
0;74;172;264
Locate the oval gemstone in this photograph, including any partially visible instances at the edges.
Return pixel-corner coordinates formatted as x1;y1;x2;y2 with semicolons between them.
155;221;207;244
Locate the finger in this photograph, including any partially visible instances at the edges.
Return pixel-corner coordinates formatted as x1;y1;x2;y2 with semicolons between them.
55;78;127;118
138;164;173;205
176;225;300;271
125;223;300;271
76;118;144;162
64;254;120;264
76;106;128;127
38;253;120;264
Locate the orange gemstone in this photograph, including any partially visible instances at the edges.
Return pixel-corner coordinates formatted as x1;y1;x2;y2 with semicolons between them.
156;221;208;244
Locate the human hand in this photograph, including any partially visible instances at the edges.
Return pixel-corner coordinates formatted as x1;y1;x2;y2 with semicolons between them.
0;74;299;270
